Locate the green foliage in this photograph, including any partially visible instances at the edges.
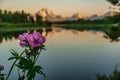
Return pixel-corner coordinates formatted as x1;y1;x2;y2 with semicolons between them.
109;69;120;80
8;49;20;60
0;9;43;24
27;65;46;80
6;44;46;80
103;26;120;42
0;10;35;23
106;0;120;23
0;74;5;80
39;45;47;50
96;74;109;80
35;13;43;25
0;9;52;26
63;19;109;24
14;51;46;80
16;57;34;70
104;13;120;23
106;0;120;6
97;69;120;80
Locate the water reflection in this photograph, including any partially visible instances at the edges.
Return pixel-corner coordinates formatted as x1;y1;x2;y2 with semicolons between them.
0;31;25;43
103;27;120;42
0;26;120;43
1;26;120;80
0;28;52;44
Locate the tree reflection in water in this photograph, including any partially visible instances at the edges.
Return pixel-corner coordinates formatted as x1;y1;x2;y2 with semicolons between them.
0;26;120;44
103;27;120;42
0;27;52;44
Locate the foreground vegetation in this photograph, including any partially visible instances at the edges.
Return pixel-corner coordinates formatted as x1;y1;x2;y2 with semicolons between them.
97;69;120;80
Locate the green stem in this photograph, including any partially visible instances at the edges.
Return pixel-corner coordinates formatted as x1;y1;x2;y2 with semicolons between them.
17;68;20;78
6;51;25;80
6;59;17;80
35;49;42;63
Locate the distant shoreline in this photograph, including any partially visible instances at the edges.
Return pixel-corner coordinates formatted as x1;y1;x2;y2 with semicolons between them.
0;22;119;31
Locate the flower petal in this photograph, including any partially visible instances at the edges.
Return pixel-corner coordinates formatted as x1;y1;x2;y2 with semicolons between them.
0;65;4;70
33;32;41;40
28;34;34;42
18;35;25;41
23;33;30;40
19;41;26;47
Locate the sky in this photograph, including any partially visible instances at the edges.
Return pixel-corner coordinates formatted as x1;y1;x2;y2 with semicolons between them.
0;0;111;17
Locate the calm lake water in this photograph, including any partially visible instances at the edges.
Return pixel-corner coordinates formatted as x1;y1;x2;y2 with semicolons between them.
0;27;120;80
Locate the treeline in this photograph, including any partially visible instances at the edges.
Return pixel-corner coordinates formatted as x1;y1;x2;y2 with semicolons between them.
53;19;111;25
0;9;52;26
0;9;36;23
105;13;120;23
0;9;119;26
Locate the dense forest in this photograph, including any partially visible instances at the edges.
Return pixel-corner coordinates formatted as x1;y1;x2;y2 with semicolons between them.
0;10;36;23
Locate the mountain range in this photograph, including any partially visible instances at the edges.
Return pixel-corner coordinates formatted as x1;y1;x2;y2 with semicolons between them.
88;12;112;20
36;8;113;22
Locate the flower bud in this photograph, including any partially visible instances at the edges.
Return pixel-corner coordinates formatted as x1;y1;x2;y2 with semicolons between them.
0;65;4;70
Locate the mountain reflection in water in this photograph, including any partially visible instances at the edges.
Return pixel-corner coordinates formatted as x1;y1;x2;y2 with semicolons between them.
0;26;120;43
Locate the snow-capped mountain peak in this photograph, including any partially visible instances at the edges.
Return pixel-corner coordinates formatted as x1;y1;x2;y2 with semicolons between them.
37;8;64;21
37;8;84;22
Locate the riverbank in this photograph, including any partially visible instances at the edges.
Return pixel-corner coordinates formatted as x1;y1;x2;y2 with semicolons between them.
0;23;39;28
53;23;120;31
0;23;47;32
0;22;119;32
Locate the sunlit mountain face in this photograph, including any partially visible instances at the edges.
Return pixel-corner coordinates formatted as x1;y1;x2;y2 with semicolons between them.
36;8;113;21
37;8;64;22
36;8;84;21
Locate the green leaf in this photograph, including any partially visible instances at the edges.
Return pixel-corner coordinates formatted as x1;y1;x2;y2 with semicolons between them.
16;57;34;70
27;69;36;80
8;49;20;61
34;66;42;73
10;49;19;58
34;65;46;77
8;57;16;61
0;74;5;76
39;70;46;78
40;45;45;48
34;66;42;70
42;48;47;50
26;65;46;79
39;45;46;50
